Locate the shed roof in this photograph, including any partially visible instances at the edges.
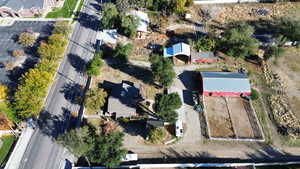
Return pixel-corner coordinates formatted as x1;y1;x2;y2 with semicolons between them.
0;0;44;11
107;81;141;118
200;72;251;93
96;29;118;44
129;10;149;32
191;52;217;60
164;42;190;58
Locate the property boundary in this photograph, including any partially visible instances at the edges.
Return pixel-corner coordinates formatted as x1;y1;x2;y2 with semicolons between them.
72;161;300;169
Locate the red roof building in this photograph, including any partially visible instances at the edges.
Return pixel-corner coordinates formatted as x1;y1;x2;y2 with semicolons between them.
200;72;251;97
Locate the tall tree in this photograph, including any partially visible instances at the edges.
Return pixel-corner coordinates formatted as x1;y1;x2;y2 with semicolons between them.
101;3;119;29
154;93;181;123
276;17;300;42
149;54;176;88
88;131;127;168
120;15;139;38
58;126;95;158
84;88;108;113
222;23;259;58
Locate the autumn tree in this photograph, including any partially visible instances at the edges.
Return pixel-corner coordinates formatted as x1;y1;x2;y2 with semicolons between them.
53;21;72;37
14;69;53;118
12;49;25;57
0;85;8;101
18;32;37;47
84;88;108;113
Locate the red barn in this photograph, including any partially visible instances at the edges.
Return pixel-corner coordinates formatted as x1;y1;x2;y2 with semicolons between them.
191;52;218;63
200;72;251;97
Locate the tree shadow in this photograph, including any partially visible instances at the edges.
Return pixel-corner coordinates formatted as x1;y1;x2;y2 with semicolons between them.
67;53;87;74
77;12;99;31
37;110;69;139
60;82;84;105
89;2;101;11
118;120;148;138
108;62;153;85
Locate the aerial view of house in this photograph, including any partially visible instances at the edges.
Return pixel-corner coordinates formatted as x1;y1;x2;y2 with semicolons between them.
1;0;300;169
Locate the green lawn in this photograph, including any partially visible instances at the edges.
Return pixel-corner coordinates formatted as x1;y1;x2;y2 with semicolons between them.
0;136;16;164
46;0;80;18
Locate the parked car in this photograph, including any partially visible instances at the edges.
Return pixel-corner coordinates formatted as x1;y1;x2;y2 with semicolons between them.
175;120;183;138
121;153;138;162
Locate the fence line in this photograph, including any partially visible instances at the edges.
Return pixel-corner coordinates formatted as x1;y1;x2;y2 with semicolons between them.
72;161;300;169
193;0;272;4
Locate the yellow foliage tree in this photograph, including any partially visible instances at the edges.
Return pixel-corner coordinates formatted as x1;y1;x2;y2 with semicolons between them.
0;85;8;100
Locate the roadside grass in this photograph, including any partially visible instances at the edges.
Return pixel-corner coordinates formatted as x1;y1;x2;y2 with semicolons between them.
46;0;78;18
74;0;85;19
0;136;16;164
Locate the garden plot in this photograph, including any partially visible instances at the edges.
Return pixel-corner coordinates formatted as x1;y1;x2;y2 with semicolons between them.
204;96;264;140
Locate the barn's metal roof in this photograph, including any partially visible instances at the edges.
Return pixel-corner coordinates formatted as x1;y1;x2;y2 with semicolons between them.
201;72;251;93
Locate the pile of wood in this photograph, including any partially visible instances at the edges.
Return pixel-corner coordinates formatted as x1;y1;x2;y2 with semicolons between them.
262;61;300;139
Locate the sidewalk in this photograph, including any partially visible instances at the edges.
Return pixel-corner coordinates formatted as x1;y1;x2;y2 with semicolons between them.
4;127;35;169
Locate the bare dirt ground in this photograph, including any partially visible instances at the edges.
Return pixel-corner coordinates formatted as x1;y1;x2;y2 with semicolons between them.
204;96;235;138
226;97;254;138
269;48;300;118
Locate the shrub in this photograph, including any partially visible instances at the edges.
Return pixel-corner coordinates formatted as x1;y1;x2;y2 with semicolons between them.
113;43;133;63
264;46;285;60
193;36;217;52
84;88;108;113
148;128;166;144
12;49;25;57
251;89;259;100
86;52;104;77
18;32;37;47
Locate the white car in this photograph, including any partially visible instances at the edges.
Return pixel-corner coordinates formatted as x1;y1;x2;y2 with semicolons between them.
121;153;138;162
175;120;183;138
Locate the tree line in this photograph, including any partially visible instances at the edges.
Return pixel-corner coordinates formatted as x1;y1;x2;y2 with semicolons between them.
12;21;72;119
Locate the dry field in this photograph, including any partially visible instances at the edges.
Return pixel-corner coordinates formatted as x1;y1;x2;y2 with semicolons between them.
204;96;263;139
92;64;161;100
270;48;300;119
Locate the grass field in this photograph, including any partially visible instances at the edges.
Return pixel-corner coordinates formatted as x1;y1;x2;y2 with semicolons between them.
46;0;80;18
0;136;16;164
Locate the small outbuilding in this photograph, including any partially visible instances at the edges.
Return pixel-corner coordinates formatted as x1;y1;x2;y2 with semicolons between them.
200;72;251;97
107;81;143;119
164;42;191;64
191;51;218;63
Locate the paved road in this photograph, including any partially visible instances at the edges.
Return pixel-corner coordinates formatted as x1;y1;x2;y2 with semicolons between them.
18;0;100;168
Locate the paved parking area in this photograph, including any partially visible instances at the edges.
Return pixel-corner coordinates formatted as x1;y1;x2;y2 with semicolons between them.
0;21;54;84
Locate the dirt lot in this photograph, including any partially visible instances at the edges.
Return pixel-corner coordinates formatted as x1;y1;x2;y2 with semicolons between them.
227;97;254;138
204;96;235;138
269;48;300;119
204;96;262;139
